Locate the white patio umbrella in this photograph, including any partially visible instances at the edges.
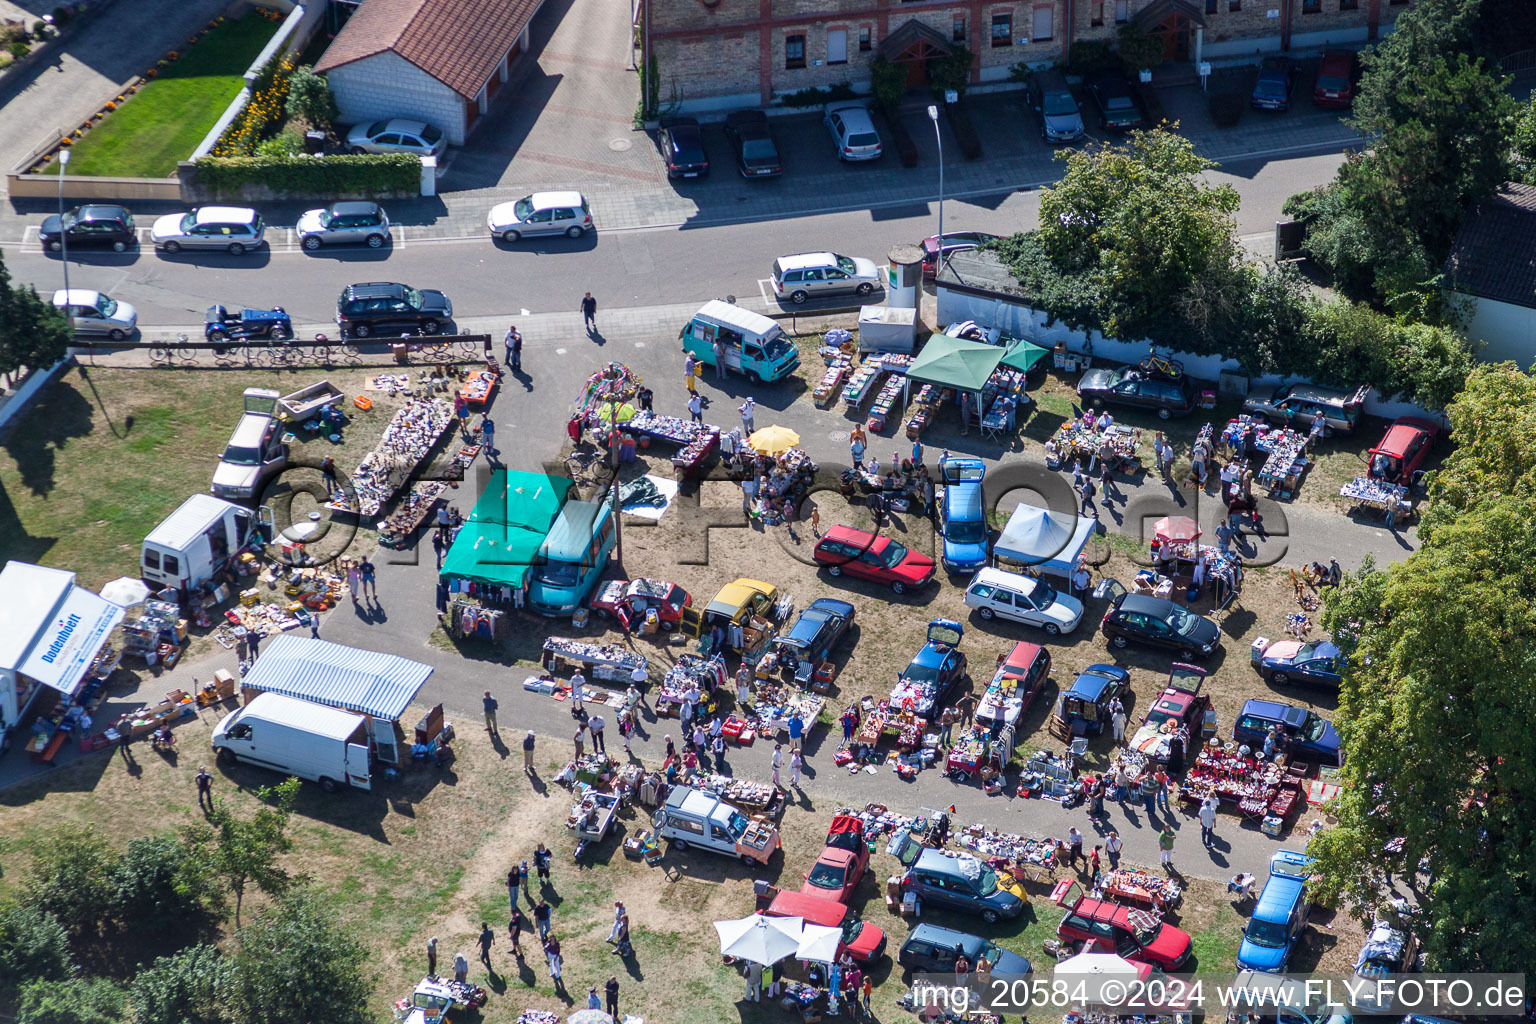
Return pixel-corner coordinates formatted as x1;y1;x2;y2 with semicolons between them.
1055;951;1145;1007
795;923;843;964
100;576;151;609
714;913;803;967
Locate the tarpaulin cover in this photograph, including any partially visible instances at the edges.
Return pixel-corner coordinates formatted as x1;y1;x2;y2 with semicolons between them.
440;470;573;588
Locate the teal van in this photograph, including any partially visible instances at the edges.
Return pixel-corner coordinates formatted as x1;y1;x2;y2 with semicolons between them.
527;499;616;615
680;300;799;383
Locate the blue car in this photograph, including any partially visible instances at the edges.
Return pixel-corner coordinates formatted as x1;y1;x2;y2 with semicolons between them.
1234;699;1342;766
1251;639;1345;687
1055;664;1130;736
891;619;967;721
939;456;988;574
772;598;855;680
1238;851;1314;972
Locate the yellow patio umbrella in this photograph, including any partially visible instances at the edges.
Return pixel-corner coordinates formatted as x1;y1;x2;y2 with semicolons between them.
594;400;637;424
748;424;800;455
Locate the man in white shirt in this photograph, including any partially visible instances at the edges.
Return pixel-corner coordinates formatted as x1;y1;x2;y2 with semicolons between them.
588;713;606;753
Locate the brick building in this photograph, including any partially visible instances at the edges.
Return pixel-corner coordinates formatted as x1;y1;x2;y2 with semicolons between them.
647;0;1413;111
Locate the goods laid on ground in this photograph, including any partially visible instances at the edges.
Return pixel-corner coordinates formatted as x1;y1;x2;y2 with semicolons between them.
377;481;446;547
457;368;497;408
1180;743;1302;822
541;637;648;684
1100;868;1182;911
867;373;907;432
905;384;940;438
813;356;851;407
626;410;713;445
1045;422;1141;472
369;373;413;394
328;397;453;517
842;362;885;408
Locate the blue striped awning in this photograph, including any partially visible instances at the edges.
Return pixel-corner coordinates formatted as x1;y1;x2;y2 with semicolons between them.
241;635;433;720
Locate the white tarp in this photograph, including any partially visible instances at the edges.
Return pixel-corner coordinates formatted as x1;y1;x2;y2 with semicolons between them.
992;503;1096;580
19;585;125;694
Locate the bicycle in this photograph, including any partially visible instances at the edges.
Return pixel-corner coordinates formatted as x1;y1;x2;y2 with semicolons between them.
311;333;361;366
150;334;197;366
254;335;303;368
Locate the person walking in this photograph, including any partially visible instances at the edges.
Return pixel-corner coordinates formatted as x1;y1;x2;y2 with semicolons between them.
684;353;698;394
453;391;470;438
789;749;802;788
522;730;536;774
1159;825;1176;871
483;690;499;734
427;936;438;977
739;396;756;434
478;922;495;968
504;324;522;371
606;976;620;1021
1090;844;1102;882
1105;831;1123;870
608;901;626;944
543;934;563;989
850;430;866;469
589;713;606;754
1067;826;1084;868
1199;794;1219;846
195;765;214;811
630;664;651;710
1079;477;1098;518
534;898;552;940
939;707;955;748
358;556;377;599
581;291;597;331
688;392;703;424
1141;772;1160;817
809;504;821;537
309;612;321;639
1155;768;1172;812
534;842;552;886
117;715;136;764
508;910;526;960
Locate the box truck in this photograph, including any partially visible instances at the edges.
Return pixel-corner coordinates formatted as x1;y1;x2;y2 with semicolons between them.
211;692;371;792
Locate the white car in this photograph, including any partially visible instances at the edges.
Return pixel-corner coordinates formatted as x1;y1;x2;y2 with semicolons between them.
52;288;138;340
823;101;883;161
963;567;1084;635
151;207;265;254
486;191;593;242
346;118;447;158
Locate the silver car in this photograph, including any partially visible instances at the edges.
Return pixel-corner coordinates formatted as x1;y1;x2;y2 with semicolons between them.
151;207;265;254
296;202;391;250
771;251;881;304
52;288;137;340
486;191;593;242
346;118;447;158
824;101;883;161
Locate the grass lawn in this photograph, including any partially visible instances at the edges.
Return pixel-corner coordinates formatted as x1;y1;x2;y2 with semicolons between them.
62;12;277;178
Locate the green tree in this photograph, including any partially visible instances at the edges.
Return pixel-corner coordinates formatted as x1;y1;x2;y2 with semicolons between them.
1418;361;1536;537
130;944;231;1024
226;889;372;1024
869;56;905;111
1510;93;1536;184
16;975;126;1024
108;833;224;933
0;903;72;999
930;45;974;100
185;777;299;925
284;65;338;128
20;823;116;938
1115;24;1163;75
0;247;71;378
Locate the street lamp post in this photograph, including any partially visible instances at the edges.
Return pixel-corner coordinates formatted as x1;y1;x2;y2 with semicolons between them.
57;149;71;335
927;105;944;269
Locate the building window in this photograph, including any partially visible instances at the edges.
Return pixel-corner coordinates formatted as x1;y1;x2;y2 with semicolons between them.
1227;0;1240;10
1338;0;1357;7
953;14;967;41
785;33;805;68
859;25;872;50
1114;0;1129;23
1031;5;1053;40
1302;0;1319;10
1205;0;1216;12
1092;1;1104;26
991;11;1013;46
827;27;848;63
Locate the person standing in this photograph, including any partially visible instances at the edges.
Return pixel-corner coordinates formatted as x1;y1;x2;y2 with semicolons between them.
519;860;532;901
1090;844;1102;882
1159;825;1176;872
534;898;552;940
849;429;866;469
684;353;698;394
606;976;620;1021
712;730;727;771
117;715;136;764
581;291;598;331
787;712;804;753
427;936;438;977
522;730;536;774
507;868;520;912
789;749;802;788
508;909;525;960
452;951;469;983
688;391;703;424
746;961;763;1002
1111;705;1127;747
543;934;563;990
478;922;495;967
195;765;214;811
1105;831;1123;870
481;417;496;455
483;690;499;734
630;664;651;710
1152;432;1167;477
1067;826;1084;868
739;396;756;435
358;556;377;600
713;338;727;379
939;707;955;748
504;324;522;371
771;743;783;789
589;713;606;754
573;725;585;761
1141;772;1160;817
1199;793;1219;847
957;691;976;727
453;391;470;438
1155;768;1172;812
534;842;552;886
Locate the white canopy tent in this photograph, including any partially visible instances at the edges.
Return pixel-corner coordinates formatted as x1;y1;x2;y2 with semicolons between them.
714;913;804;967
992;502;1097;580
795;923;844;964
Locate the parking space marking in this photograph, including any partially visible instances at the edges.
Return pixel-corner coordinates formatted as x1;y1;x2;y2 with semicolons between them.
757;277;773;304
556;347;568;355
395;225;405;250
634;341;645;348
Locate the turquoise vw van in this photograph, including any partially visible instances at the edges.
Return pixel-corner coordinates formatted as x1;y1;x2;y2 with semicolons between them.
527;499;615;615
680;300;799;383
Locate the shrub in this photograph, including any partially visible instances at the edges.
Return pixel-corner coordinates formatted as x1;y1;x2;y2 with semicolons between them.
194;153;421;197
256;129;305;156
130;945;229;1024
930;45;974;100
33;20;48;37
9;40;30;58
878;108;920;168
16;975;126;1024
108;834;223;932
776;81;857;109
20;823;114;937
52;5;71;25
870;56;906;111
0;904;73;1000
1066;39;1117;75
946;102;983;160
1116;24;1164;74
1209;89;1245;127
285;65;338;128
214;53;296;156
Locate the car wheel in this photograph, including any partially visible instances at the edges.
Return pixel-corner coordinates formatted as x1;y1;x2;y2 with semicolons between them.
856;282;874;296
1110;634;1128;649
746;370;763;384
1180;649;1198;661
228;242;246;255
112;240;127;253
978;606;995;620
827;565;843;577
890;581;906;596
108;328;127;341
502;229;521;243
366;234;385;248
350;145;368;155
740;853;758;866
671;837;690;851
1158;407;1172;420
1271;671;1290;685
353;323;372;339
980;909;999;924
566;226;583;238
790;290;808;305
1044;622;1061;636
209;328;229;342
273;324;292;341
318;776;338;793
162;240;181;254
422;320;441;335
302;235;322;251
216;747;235;766
47;240;61;252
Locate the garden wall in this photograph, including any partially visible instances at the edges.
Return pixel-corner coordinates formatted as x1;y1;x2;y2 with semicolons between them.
190;1;321;160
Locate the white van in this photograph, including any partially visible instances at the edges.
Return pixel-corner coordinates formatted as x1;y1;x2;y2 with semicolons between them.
142;494;253;592
654;786;780;865
211;692;371;792
962;566;1084;636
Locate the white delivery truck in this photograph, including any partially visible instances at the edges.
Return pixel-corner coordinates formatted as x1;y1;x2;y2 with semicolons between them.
141;494;254;592
653;785;780;865
211;692;372;792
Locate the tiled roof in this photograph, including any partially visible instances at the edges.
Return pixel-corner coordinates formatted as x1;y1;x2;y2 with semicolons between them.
315;0;540;100
1444;182;1536;309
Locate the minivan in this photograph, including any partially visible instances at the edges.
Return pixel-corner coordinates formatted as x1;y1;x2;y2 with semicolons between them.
899;848;1024;924
770;252;880;305
1028;67;1086;143
143;494;253;592
1238;851;1314;972
679;300;800;383
766;889;886;962
939;456;987;574
964;566;1083;635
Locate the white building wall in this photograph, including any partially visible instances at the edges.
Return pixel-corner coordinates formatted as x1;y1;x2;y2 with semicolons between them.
326;51;469;145
1462;294;1536;367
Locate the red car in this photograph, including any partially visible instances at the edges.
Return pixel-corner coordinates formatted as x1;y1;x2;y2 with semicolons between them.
919;231;1003;279
800;815;871;904
589;578;691;631
1367;417;1440;486
1127;664;1212;765
1053;880;1192;969
812;524;935;595
1311;49;1359;109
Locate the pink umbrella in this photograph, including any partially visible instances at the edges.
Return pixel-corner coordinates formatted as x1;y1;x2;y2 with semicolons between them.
1153;515;1201;543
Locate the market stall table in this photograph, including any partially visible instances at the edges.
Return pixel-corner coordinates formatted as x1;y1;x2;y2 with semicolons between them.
1340;476;1412;518
671;429;719;480
457;368;498;408
904;384;940;439
540;637;648;685
327;396;453;518
867;373;907;432
842;362;886;409
1100;868;1182;911
812;357;851;408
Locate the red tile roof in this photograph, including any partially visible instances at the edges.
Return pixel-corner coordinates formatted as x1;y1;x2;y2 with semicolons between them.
316;0;541;100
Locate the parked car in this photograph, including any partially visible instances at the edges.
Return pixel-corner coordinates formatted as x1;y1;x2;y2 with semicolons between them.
211;388;286;502
335;281;452;338
1243;382;1367;435
1086;73;1145;131
1054;879;1193;969
1055;664;1131;737
1251;639;1345;688
1238;851;1314;972
345;118;446;157
1350;916;1420;1012
296;201;391;250
920;231;1003;279
589;578;690;632
812;524;936;594
1128;664;1213;762
1234;700;1342;766
1312;49;1360;109
1096;580;1221;659
898;923;1032;975
1367;418;1440;486
1028;67;1087;143
963;567;1083;636
977;641;1052;730
724;109;782;178
939;455;988;574
770;251;880;305
800;815;870;904
486;191;593;242
773;598;855;674
824;101;883;161
1077;364;1196;419
151;207;265;254
765;889;886;962
891;619;967;721
900;847;1023;923
1251;56;1299;111
204;304;292;344
39;205;135;253
51;289;137;340
660;117;709;178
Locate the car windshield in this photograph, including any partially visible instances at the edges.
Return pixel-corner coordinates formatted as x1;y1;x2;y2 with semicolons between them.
944;462;985;482
880;541;910;568
1043;92;1077;116
95;296;118;317
1170;606;1202;635
842;919;864;944
1107;96;1135;111
514;197;535;220
221;445;262;467
743;139;776;159
1245;917;1291;948
535;563;580;586
1303;712;1329;742
836;255;857;274
420;124;443;144
1257;79;1286;95
902;661;939;686
763;335;791;360
847;131;879;147
1129;912;1162;946
405;289;425;309
316;209;334;227
947;520;986;545
1146;707;1176;726
1034;581;1058;606
1317;74;1349;91
178;213;196;233
61;211;79;229
808;860;848;889
1296;641;1323;660
978;941;1003;966
366;120;390;137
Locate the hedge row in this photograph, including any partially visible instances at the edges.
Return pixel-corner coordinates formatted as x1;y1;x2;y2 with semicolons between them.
193;153;421;195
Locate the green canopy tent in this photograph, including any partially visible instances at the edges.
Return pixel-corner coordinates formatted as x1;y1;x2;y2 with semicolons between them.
440;471;573;588
1000;339;1050;373
905;333;1007;393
